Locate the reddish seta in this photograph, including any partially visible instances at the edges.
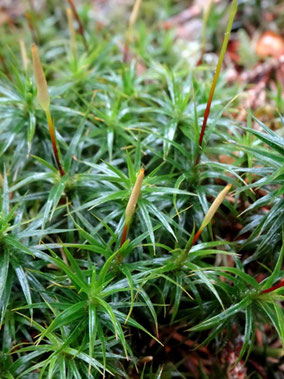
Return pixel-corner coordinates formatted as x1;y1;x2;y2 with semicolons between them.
261;279;284;294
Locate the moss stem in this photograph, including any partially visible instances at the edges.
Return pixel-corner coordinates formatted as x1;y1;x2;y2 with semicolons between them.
45;108;65;176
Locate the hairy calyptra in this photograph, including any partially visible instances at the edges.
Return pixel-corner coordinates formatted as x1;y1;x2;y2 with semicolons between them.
121;168;144;245
66;7;77;58
191;183;232;248
123;0;143;61
31;44;64;176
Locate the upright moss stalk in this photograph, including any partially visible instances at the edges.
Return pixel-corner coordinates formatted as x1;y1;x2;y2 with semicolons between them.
66;7;77;59
19;40;29;72
192;183;232;244
67;0;88;52
179;183;232;264
195;0;237;164
26;11;39;43
121;168;144;246
123;0;143;62
200;0;214;62
31;44;65;176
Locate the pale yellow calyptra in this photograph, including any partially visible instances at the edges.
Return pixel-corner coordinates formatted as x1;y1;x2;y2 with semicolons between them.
200;183;232;232
31;43;64;176
19;40;29;72
129;0;143;30
124;0;143;61
186;183;233;249
66;7;77;57
125;168;144;226
31;43;50;111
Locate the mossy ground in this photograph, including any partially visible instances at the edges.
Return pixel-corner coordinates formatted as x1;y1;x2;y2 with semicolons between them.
0;1;283;377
